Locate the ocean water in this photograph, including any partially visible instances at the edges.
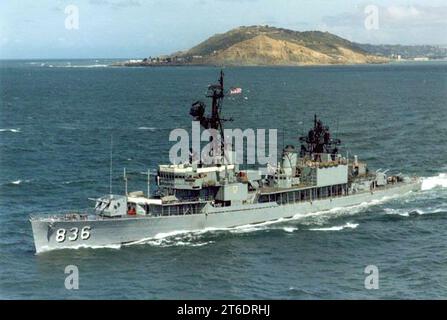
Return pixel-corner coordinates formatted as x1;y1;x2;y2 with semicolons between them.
0;60;446;299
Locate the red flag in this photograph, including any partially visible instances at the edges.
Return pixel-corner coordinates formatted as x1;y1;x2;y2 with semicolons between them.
230;87;242;95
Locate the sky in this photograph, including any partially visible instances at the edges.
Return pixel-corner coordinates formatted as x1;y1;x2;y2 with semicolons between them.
0;0;446;59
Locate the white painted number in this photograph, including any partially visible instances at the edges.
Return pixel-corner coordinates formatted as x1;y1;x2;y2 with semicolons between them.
68;227;79;241
56;228;66;242
81;226;91;240
55;226;91;242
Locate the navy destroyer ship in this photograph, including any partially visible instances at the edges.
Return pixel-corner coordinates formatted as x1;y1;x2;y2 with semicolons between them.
30;71;421;253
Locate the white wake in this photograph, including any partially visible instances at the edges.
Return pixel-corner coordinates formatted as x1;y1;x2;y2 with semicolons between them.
421;173;447;191
309;222;359;231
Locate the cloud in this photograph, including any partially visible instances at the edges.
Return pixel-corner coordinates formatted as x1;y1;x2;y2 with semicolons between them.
382;5;447;27
386;5;420;20
320;4;447;45
323;4;447;28
89;0;141;8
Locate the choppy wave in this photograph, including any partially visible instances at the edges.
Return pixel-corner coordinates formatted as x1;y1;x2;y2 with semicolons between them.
5;179;30;186
384;208;410;217
60;64;109;68
34;62;109;68
137;127;157;131
309;222;359;231
384;206;446;217
0;128;21;133
421;173;447;191
62;179;96;185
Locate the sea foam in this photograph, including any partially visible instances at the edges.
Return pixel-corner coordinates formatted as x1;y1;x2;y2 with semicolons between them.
421;173;447;191
0;128;21;133
309;222;359;231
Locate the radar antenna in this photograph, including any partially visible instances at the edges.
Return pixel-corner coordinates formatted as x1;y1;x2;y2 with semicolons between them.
299;114;341;161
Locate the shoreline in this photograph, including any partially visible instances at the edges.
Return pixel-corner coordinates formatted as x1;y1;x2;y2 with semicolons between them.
110;60;391;68
109;59;447;68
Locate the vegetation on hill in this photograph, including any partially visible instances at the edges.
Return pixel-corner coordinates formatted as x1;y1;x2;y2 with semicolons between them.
173;25;387;66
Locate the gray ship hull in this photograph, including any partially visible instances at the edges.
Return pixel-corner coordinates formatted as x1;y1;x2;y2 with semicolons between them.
30;181;421;254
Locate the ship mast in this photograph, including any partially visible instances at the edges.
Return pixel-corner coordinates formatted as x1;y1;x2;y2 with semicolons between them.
208;69;225;140
190;70;231;162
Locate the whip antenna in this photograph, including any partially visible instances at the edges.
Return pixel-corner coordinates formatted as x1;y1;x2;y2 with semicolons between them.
109;134;113;195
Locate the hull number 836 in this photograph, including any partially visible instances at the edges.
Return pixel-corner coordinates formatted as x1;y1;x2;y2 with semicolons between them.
55;226;91;243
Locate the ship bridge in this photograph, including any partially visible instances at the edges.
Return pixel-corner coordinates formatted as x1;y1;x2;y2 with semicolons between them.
157;163;237;190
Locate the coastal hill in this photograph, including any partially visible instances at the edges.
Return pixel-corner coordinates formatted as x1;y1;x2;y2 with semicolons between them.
174;25;387;66
118;26;447;67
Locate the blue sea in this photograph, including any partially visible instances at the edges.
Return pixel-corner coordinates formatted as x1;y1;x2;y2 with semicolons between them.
0;60;446;299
